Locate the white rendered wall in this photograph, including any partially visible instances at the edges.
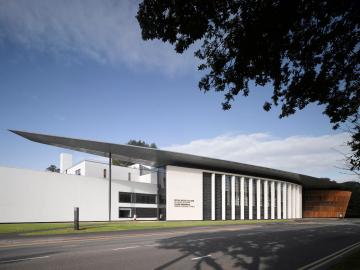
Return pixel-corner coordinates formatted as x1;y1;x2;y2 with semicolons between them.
300;186;303;218
0;166;157;223
0;166;107;222
211;173;215;220
166;166;203;220
221;175;226;220
264;180;268;219
277;182;282;219
60;153;72;173
112;178;157;220
66;162;86;176
66;161;158;184
249;178;253;219
282;183;287;219
231;176;235;220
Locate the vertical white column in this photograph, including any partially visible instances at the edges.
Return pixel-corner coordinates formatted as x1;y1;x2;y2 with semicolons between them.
299;186;302;218
294;185;298;218
282;183;287;219
292;185;296;219
264;180;268;219
222;175;226;220
296;185;300;218
287;184;292;218
298;186;301;218
240;177;245;220
249;178;253;219
271;181;275;219
277;182;281;219
231;176;235;220
256;179;261;219
211;173;215;220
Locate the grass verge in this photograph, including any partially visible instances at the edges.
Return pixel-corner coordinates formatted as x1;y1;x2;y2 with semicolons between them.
0;219;289;236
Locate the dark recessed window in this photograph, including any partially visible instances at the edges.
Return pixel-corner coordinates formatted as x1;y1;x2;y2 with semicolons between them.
103;169;107;178
119;192;132;203
75;169;81;175
134;193;156;204
119;208;132;218
134;208;157;218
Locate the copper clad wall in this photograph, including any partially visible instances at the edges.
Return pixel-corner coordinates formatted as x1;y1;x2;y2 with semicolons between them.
303;190;351;218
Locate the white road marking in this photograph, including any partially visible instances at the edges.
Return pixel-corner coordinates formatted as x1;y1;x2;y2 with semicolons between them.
112;246;139;251
187;236;223;242
191;255;212;261
298;241;360;270
62;244;78;248
144;244;159;247
0;255;50;264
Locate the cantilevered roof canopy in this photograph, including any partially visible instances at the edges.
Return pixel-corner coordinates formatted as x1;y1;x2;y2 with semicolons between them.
10;130;340;189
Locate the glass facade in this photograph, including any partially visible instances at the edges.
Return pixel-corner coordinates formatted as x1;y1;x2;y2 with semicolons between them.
235;176;240;220
244;178;249;219
198;172;301;221
157;167;166;220
203;172;212;220
225;175;232;220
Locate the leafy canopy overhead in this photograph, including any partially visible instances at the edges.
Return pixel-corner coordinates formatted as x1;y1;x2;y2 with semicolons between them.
112;139;157;167
137;0;360;171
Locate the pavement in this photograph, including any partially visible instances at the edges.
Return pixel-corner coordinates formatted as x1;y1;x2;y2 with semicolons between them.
0;219;360;270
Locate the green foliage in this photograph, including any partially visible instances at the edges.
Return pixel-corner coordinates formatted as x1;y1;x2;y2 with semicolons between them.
137;0;360;171
0;220;289;236
46;165;60;173
112;139;157;166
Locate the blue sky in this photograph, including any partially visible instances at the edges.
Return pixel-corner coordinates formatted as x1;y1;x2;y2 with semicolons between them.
0;0;351;181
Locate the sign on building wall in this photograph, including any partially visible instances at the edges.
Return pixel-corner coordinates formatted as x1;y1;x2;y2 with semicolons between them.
174;199;195;208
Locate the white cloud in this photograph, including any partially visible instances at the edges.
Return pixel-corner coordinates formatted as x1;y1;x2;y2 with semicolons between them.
164;132;354;182
0;0;196;74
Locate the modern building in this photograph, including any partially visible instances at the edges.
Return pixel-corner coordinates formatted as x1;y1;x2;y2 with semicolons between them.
0;130;352;223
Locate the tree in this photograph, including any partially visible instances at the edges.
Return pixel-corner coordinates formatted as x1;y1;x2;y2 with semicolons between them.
112;139;157;166
46;165;60;173
137;0;360;172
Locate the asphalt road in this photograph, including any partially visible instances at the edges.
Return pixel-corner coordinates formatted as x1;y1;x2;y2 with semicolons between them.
0;219;360;270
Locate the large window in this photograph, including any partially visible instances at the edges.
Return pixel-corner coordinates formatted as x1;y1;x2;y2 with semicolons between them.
235;177;240;207
135;208;157;218
119;208;131;218
119;192;132;203
134;193;156;204
244;178;249;207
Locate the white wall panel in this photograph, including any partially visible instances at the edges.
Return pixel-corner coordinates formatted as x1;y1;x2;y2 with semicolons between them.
222;175;226;220
231;176;235;220
282;183;287;219
166;166;203;221
0;166;157;222
264;180;268;219
277;182;282;219
211;173;215;220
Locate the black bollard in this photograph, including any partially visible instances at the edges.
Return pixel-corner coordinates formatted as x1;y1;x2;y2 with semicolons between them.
74;207;79;230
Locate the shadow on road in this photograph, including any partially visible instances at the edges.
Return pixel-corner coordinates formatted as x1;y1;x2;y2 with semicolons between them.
153;224;359;270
